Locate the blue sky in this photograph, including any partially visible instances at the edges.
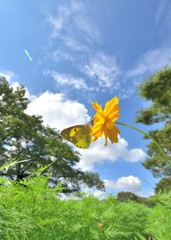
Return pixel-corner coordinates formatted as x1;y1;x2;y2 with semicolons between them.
1;0;171;197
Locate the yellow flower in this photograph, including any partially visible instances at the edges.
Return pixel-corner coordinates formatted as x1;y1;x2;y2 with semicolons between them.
91;96;120;146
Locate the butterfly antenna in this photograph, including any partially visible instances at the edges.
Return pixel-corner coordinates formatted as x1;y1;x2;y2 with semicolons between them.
84;115;88;124
84;114;93;126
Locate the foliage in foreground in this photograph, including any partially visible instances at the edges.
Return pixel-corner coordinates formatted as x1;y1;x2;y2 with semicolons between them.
0;170;171;240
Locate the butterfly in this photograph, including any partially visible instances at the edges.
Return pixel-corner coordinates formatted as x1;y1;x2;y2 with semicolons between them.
61;124;91;148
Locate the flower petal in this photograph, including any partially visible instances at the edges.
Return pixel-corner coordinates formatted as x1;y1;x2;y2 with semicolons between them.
107;126;120;143
91;124;104;137
104;97;119;116
92;102;103;113
91;96;120;146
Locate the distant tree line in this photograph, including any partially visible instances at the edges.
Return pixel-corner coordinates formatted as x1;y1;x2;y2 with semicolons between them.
117;191;155;207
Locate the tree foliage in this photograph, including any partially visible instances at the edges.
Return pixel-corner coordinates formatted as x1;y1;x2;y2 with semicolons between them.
117;191;138;202
117;191;155;207
0;77;104;192
136;67;171;125
155;177;171;194
135;67;171;178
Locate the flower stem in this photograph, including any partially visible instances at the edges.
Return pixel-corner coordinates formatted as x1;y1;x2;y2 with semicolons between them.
116;121;171;168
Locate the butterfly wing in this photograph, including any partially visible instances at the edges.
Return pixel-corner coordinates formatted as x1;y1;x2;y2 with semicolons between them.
61;125;91;148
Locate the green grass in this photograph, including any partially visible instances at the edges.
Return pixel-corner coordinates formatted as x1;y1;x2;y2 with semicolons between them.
0;166;170;239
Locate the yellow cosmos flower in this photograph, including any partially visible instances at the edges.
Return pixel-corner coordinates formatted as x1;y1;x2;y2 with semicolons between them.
91;96;120;146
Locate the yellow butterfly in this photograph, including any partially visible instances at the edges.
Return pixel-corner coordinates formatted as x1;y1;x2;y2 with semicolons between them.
61;124;91;148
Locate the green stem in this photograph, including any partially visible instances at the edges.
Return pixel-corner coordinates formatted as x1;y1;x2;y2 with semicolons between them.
116;121;171;169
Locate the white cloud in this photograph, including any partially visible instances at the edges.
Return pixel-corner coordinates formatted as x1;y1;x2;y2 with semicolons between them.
82;52;121;89
92;190;106;199
127;48;171;78
155;0;167;24
60;36;89;53
48;0;101;43
77;137;146;171
45;70;93;91
104;175;142;193
45;51;123;95
74;12;101;43
52;49;75;62
155;0;171;31
11;81;20;90
11;82;32;100
0;72;32;100
25;91;90;130
0;71;16;82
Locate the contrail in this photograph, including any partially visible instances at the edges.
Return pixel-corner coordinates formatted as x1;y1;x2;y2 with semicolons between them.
24;49;33;62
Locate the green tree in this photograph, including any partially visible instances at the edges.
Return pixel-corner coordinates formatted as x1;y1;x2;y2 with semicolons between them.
117;191;138;202
135;67;171;178
155;177;171;194
117;191;155;207
0;77;104;192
